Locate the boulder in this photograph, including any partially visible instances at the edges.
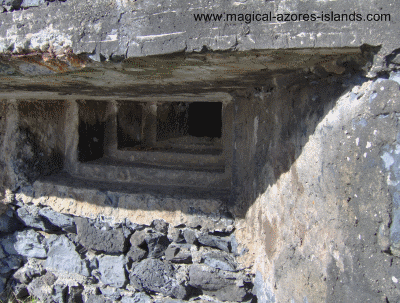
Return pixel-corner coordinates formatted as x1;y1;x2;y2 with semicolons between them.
0;277;7;295
97;255;127;288
129;259;188;299
168;227;185;244
16;204;57;232
75;217;126;254
165;244;192;264
126;246;147;263
130;229;170;258
1;229;47;258
189;264;252;302
45;235;90;276
38;207;76;233
151;219;169;234
197;234;230;253
202;251;237;272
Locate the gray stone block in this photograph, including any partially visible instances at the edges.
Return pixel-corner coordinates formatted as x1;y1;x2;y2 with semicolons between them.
75;217;126;254
45;235;90;276
151;219;169;234
130;229;170;258
38;207;76;233
189;264;250;302
126;246;147;263
1;229;47;259
16;205;57;232
129;259;188;299
165;244;192;264
202;251;237;272
99;286;121;300
97;255;127;288
197;234;230;253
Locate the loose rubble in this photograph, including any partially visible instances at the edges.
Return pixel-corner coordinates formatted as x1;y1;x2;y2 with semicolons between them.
0;203;255;302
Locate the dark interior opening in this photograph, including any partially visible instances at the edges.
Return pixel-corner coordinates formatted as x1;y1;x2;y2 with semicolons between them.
77;101;107;162
188;102;222;138
117;102;143;148
156;102;189;141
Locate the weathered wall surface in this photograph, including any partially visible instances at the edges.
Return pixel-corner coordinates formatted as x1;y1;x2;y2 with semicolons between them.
0;0;399;76
235;72;400;302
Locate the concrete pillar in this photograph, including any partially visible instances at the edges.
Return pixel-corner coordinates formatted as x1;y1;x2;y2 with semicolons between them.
1;100;19;194
104;101;118;155
142;102;157;147
64;100;79;174
222;101;234;188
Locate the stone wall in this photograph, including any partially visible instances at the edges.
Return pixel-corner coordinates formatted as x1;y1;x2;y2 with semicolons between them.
235;72;400;302
1;202;253;302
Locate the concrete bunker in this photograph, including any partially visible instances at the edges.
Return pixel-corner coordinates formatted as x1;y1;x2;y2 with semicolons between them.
3;45;397;303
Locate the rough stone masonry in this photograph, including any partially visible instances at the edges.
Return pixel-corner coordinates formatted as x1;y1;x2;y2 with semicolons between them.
0;0;400;302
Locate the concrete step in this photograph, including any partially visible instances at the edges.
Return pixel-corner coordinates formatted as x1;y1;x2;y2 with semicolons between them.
72;158;231;189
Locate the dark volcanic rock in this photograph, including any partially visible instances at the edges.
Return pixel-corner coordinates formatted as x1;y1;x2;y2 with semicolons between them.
151;219;169;234
0;209;23;233
165;244;192;264
130;229;170;258
38;207;76;233
67;284;84;303
45;235;90;276
75;217;126;254
0;255;22;275
189;264;251;302
197;234;230;252
16;204;57;232
126;246;147;263
129;259;188;299
202;251;237;272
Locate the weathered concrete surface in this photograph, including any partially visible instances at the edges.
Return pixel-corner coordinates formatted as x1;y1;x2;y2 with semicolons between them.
0;0;398;76
0;48;365;98
235;75;400;302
